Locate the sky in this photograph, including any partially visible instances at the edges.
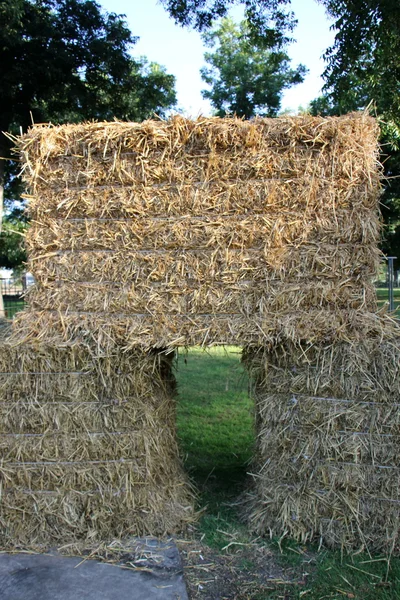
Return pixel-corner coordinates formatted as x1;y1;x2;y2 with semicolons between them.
102;0;334;115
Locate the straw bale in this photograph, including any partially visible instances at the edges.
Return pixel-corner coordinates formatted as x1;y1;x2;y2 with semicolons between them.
0;485;193;546
27;210;380;253
0;397;174;433
25;179;378;220
0;327;194;547
19;115;380;193
245;332;400;401
26;279;377;317
0;328;178;403
244;331;400;553
11;308;394;352
7;112;397;552
246;484;400;551
17;113;382;349
0;458;189;491
0;430;175;462
28;245;380;286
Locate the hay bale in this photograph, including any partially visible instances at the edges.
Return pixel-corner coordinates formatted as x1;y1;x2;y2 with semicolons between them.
6;113;399;553
17;113;381;350
243;328;400;553
0;325;194;548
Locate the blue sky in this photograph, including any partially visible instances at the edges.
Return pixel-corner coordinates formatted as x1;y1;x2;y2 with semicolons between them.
99;0;336;115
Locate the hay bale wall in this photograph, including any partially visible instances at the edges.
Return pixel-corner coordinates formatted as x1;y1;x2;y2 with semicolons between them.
18;113;381;348
1;112;398;552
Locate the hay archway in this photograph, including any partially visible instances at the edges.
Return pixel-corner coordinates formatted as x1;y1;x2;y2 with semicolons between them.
1;114;399;553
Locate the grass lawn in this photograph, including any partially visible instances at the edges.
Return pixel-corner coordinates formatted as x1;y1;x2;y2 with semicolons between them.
176;346;253;483
376;288;400;316
176;347;400;600
4;299;25;319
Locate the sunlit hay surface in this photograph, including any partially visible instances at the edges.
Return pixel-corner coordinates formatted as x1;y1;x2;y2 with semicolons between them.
16;113;383;350
5;113;400;554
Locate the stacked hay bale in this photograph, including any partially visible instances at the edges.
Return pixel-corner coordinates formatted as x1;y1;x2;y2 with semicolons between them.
3;112;398;552
0;323;193;547
18;113;381;349
244;324;400;553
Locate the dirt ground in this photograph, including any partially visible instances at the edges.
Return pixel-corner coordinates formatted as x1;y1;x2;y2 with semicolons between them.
177;537;311;600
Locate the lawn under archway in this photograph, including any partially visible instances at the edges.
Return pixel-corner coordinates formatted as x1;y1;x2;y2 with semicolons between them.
176;346;255;498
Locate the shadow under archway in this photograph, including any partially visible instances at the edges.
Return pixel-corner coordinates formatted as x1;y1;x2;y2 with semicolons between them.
175;346;255;514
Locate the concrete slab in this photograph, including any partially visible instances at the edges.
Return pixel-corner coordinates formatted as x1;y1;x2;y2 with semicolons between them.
0;539;188;600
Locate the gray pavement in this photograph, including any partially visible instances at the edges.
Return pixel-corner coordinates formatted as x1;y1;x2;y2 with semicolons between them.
0;539;188;600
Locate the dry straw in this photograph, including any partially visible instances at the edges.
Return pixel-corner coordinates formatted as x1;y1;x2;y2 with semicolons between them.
243;328;400;554
1;112;398;553
0;322;194;547
16;112;381;350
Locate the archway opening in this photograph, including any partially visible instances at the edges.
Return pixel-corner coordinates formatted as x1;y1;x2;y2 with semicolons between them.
175;346;255;525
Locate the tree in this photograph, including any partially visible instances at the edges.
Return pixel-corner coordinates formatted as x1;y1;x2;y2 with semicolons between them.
0;217;27;275
320;0;400;121
0;0;177;204
0;0;177;281
377;121;400;259
200;18;306;118
159;0;297;47
311;0;400;258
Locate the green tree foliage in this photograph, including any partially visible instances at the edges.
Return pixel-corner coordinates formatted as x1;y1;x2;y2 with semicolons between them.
310;0;400;258
320;0;400;121
0;217;27;273
379;122;400;259
200;18;306;118
159;0;297;47
0;0;176;271
1;0;176;136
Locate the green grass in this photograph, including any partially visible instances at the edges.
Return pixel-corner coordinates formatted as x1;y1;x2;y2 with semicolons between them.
176;346;252;477
175;346;400;599
176;346;254;549
4;299;25;319
376;287;400;316
300;551;400;600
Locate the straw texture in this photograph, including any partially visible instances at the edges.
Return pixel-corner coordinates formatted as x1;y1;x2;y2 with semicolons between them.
3;113;398;553
0;323;194;547
17;113;381;349
243;330;400;553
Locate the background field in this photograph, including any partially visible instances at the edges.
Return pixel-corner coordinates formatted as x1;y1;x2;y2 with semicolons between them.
376;288;400;316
